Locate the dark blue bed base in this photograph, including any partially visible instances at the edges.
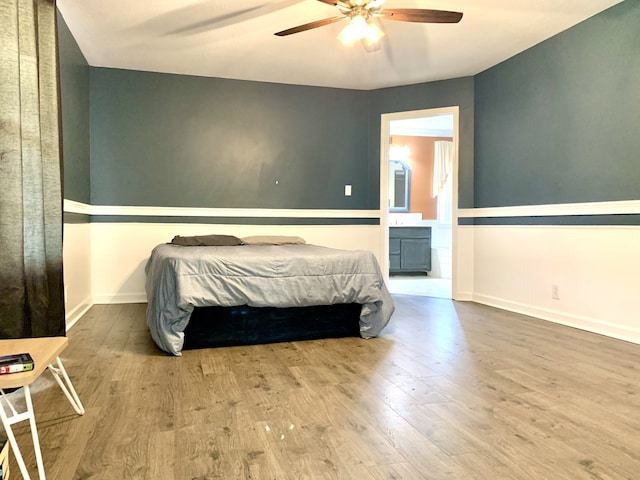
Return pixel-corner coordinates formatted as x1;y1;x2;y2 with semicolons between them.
183;303;361;349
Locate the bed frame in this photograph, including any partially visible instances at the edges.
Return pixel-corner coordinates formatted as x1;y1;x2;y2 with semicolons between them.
183;303;362;350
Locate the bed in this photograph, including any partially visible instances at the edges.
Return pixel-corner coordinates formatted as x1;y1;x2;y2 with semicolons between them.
144;238;394;355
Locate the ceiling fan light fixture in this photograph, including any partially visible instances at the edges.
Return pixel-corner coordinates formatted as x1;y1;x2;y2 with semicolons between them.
275;1;462;47
364;22;384;45
338;15;383;47
337;15;367;46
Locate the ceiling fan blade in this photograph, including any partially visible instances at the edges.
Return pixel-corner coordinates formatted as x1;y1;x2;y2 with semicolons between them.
379;8;463;23
275;16;345;36
316;0;351;8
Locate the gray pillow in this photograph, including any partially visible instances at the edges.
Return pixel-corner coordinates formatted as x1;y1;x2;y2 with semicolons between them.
241;235;306;245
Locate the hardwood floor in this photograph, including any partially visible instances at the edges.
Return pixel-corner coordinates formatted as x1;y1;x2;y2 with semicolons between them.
7;296;640;479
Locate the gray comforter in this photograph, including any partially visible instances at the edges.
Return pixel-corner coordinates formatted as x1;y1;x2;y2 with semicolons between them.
145;243;394;355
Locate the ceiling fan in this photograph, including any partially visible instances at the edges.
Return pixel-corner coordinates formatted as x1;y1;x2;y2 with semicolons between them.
274;0;463;47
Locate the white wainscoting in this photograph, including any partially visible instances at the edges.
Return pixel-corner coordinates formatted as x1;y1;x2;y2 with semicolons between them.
63;221;92;329
63;200;386;305
89;222;384;304
64;199;640;345
453;225;474;301
472;225;640;345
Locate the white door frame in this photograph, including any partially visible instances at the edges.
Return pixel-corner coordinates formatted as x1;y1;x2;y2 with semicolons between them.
380;106;462;299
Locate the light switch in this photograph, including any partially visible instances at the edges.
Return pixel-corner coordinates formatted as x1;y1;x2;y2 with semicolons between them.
345;184;352;196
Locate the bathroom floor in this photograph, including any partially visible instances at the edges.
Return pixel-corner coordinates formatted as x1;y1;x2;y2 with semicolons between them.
387;275;452;299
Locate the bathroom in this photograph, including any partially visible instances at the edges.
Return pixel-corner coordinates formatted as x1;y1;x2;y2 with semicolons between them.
387;114;453;298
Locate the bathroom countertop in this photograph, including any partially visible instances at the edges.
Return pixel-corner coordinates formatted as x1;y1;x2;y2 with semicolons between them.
389;224;431;227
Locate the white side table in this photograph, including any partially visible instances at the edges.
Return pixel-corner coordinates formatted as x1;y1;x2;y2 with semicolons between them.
0;337;84;480
0;438;9;479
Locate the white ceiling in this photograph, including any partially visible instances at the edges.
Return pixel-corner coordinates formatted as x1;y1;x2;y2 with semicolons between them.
57;0;622;90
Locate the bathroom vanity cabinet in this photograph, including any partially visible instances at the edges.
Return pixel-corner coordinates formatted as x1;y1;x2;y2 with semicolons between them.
389;226;431;274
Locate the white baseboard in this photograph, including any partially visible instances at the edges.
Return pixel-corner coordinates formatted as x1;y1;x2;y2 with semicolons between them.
453;291;474;301
473;293;640;345
66;297;93;330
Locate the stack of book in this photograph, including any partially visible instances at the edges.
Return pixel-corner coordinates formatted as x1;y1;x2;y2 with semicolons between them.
0;353;34;375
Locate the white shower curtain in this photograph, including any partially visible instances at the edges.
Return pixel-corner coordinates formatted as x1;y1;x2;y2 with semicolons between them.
433;141;453;198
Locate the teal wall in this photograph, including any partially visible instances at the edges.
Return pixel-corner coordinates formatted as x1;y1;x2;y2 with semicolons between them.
474;0;640;208
89;68;371;210
57;11;90;204
59;1;637;214
87;68;473;211
368;77;475;209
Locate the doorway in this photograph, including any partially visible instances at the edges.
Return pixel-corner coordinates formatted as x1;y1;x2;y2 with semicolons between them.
380;107;459;299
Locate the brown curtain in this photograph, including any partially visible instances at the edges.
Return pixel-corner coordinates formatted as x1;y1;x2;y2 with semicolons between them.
0;0;65;338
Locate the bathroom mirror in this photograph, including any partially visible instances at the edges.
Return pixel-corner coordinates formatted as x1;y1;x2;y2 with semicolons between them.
389;160;410;212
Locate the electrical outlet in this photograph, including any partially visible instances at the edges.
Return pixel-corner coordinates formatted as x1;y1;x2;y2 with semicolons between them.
344;184;352;196
551;284;560;300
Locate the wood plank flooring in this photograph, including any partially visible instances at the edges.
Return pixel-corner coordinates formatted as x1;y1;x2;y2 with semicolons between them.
6;295;640;479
